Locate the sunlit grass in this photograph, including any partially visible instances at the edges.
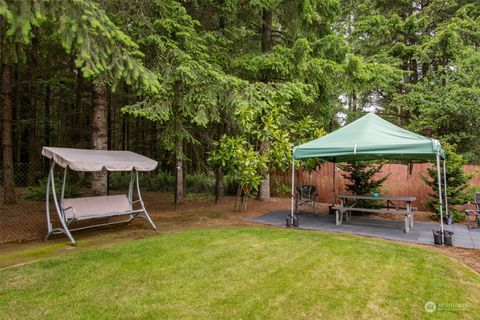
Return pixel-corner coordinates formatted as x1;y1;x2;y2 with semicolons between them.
1;227;479;319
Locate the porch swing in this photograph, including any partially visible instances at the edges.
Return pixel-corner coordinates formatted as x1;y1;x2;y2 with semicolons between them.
42;147;158;246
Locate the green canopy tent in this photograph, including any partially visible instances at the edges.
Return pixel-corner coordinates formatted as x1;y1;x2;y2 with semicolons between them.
291;113;449;241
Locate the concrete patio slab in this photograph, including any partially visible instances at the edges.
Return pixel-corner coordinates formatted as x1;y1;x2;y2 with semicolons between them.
246;211;479;249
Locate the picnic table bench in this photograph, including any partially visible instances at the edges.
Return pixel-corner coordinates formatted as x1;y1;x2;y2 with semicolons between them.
333;194;417;233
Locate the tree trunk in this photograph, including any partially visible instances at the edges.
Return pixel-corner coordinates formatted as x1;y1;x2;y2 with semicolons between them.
73;67;83;145
91;83;108;196
257;139;270;201
175;134;184;205
13;65;21;164
261;9;273;52
351;91;357;113
2;63;16;204
43;84;51;173
28;30;40;185
173;81;185;206
214;119;225;203
121;84;129;150
257;8;273;201
215;166;224;204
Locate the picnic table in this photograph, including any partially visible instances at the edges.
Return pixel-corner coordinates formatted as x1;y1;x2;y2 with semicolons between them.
333;194;417;233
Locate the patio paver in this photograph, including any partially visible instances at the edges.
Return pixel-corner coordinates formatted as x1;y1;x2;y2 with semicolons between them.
246;211;480;249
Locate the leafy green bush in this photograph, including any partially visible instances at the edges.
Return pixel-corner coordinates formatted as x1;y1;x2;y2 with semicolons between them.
186;172;215;194
109;172;134;190
110;171;239;195
24;177;82;201
109;171;175;192
273;182;291;197
147;171;175;192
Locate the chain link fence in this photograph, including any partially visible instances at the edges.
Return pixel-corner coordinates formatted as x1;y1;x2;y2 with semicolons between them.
0;163;49;244
0;163;242;244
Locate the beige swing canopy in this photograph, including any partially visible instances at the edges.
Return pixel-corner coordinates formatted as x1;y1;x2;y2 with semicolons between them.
42;147;158;172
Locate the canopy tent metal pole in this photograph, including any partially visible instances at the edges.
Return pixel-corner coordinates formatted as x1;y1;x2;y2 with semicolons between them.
436;153;445;244
443;160;449;218
332;159;336;204
291;155;295;218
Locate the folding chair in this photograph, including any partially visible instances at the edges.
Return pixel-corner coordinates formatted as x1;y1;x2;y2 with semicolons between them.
295;185;319;215
465;192;480;229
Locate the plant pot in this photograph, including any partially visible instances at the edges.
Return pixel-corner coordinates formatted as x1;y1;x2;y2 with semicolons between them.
443;230;454;246
433;230;442;245
286;216;293;227
432;230;454;246
293;216;299;227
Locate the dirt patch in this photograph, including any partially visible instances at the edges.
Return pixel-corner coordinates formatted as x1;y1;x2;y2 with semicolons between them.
1;193;479;275
429;246;480;275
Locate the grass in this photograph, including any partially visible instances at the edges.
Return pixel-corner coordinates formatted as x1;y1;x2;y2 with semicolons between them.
1;227;479;319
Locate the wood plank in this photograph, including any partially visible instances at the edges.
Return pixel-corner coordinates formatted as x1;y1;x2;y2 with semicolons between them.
332;206;409;215
336;194;416;202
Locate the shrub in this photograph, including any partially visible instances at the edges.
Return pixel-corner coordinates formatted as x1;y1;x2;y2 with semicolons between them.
273;182;291;197
109;172;133;190
24;177;82;201
111;171;240;196
147;171;175;192
186;172;215;194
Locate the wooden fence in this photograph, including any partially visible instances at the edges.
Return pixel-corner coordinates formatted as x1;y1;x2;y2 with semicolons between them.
272;164;480;211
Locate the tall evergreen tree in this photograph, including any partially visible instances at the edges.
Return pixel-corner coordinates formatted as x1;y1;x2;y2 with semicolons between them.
1;0;160;197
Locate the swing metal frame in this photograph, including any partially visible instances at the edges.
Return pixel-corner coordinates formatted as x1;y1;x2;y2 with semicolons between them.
43;148;157;246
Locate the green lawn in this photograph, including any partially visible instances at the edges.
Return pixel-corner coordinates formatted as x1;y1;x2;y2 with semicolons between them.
1;227;479;319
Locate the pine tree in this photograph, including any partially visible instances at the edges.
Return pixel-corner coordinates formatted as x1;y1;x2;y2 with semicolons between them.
339;161;390;196
422;144;474;221
1;0;160;197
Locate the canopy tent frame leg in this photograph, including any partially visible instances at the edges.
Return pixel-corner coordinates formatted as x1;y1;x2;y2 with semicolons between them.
331;160;340;221
436;153;445;245
443;160;449;219
332;159;336;206
291;155;295;219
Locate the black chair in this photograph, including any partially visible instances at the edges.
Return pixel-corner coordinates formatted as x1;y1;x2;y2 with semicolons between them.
465;192;480;229
295;185;319;215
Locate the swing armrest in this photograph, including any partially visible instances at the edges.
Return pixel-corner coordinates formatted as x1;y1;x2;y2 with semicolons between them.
63;206;76;220
296;192;318;202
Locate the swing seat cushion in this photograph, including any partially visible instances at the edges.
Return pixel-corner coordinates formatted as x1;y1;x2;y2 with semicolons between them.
62;195;132;220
